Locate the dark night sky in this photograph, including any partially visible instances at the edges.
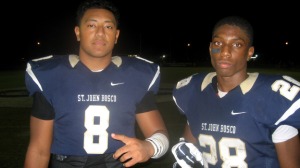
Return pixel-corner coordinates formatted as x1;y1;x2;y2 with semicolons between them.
3;1;299;68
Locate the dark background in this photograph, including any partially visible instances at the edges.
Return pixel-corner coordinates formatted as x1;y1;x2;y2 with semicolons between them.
2;1;299;69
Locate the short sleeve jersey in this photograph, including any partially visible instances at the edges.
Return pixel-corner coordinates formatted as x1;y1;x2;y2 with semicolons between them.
25;55;160;155
173;72;300;168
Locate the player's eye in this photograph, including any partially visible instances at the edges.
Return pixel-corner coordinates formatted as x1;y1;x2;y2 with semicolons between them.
213;41;222;47
232;43;242;48
105;25;113;29
87;24;96;28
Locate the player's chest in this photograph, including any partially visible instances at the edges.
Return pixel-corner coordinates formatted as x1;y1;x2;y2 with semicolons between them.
188;90;255;133
45;71;147;106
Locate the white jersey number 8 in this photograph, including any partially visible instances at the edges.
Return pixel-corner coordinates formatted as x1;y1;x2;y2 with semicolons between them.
84;105;109;154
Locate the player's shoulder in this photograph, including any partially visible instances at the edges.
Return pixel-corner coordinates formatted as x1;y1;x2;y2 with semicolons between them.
244;73;300;100
175;72;215;90
113;55;159;72
27;54;71;71
257;73;300;96
115;55;157;66
257;73;300;86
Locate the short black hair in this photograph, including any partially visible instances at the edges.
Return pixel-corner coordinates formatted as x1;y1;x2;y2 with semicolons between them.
76;0;120;27
212;16;253;46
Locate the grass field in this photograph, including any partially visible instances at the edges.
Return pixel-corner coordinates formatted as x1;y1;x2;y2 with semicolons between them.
0;67;299;168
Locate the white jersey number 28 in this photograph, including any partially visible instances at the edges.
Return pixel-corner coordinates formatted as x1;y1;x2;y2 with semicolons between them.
199;134;247;168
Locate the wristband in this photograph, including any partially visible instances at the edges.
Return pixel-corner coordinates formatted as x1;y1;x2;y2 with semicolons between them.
146;133;169;159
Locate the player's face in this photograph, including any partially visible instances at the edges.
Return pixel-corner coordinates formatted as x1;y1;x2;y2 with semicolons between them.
75;8;120;59
209;25;254;78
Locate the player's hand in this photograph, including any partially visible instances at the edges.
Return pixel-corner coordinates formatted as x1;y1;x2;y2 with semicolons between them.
112;133;154;167
172;138;208;168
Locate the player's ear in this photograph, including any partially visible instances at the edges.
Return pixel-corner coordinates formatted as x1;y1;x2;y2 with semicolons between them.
247;46;254;61
114;30;120;44
74;26;80;41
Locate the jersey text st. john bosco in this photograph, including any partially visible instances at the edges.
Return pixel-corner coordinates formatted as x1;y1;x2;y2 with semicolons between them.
77;94;117;102
202;123;236;134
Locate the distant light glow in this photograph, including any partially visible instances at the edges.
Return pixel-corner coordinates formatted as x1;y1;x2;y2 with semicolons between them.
160;54;166;59
37;42;41;45
285;41;288;45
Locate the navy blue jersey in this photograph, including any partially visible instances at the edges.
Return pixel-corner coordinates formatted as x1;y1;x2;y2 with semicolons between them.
25;55;160;156
173;72;300;168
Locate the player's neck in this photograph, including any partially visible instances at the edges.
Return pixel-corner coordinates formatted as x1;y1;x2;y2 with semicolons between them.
217;85;228;98
217;73;249;92
80;54;112;71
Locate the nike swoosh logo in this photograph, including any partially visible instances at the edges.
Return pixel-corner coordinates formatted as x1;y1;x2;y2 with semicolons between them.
231;111;247;115
111;82;124;86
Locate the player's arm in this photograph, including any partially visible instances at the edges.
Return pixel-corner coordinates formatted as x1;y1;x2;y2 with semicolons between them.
24;92;55;168
275;135;300;168
183;123;198;144
135;90;169;160
136;109;169;155
24;116;53;168
135;90;169;159
136;109;168;138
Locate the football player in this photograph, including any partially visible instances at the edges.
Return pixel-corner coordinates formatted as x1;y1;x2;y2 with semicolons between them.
172;16;300;168
24;0;169;167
